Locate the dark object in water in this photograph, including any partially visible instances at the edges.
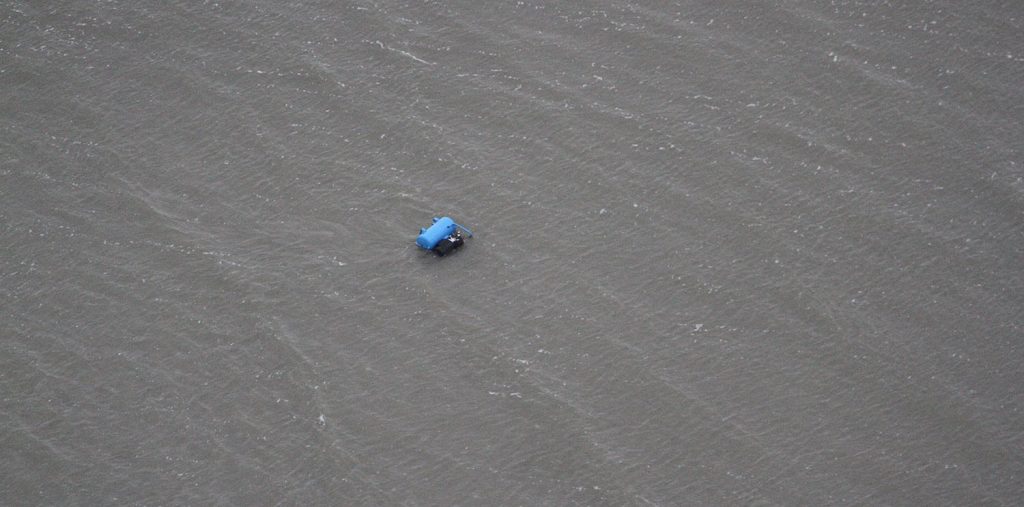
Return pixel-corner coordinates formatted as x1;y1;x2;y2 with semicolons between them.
432;230;465;256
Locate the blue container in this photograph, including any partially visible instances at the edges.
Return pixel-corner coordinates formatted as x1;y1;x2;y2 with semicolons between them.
416;217;456;249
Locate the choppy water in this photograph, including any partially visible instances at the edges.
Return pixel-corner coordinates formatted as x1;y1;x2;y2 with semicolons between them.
3;1;1023;505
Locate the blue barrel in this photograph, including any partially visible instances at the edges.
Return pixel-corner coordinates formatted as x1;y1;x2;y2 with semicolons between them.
416;217;456;250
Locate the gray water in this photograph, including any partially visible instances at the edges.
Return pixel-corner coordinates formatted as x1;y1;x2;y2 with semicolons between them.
2;1;1023;505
